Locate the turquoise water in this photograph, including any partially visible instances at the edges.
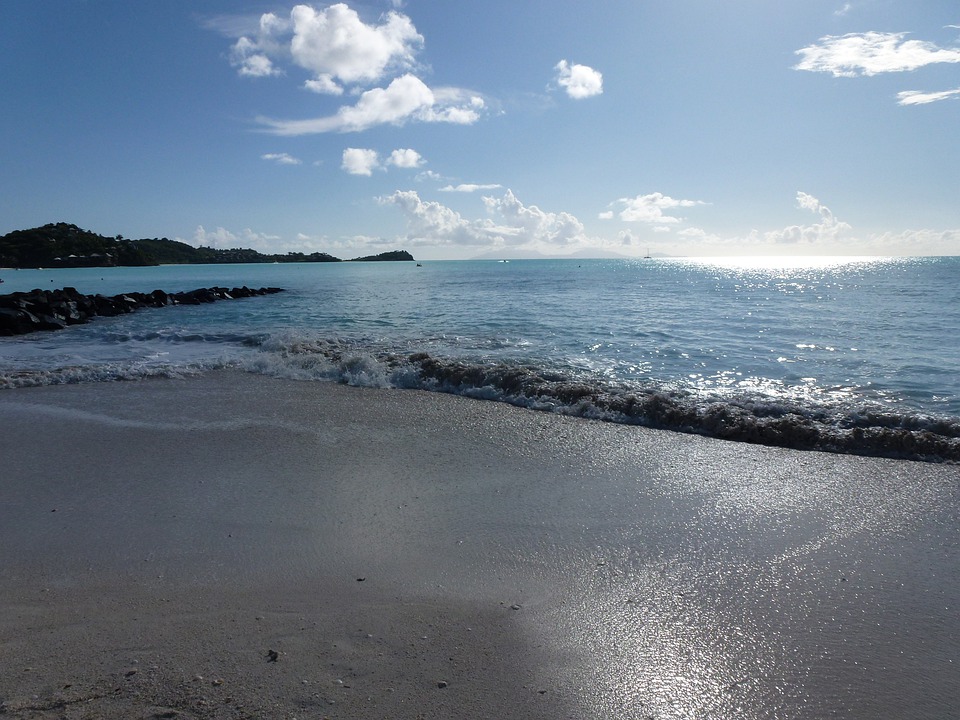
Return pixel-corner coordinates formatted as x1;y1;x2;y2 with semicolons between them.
1;256;958;460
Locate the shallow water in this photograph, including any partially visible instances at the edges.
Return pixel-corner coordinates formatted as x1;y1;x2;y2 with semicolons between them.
2;372;958;718
1;256;958;460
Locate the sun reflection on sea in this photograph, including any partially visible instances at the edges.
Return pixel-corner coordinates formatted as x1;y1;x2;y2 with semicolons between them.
673;255;897;271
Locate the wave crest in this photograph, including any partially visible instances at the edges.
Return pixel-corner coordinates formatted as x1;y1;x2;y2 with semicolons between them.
246;345;960;463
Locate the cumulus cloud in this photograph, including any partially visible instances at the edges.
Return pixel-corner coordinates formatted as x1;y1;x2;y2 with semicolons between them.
342;147;380;175
230;3;422;94
261;152;302;165
604;192;705;227
759;192;852;245
554;59;604;99
380;190;492;246
794;31;960;77
257;74;485;134
483;190;586;246
897;87;960;105
380;189;590;251
225;4;486;134
387;148;423;168
341;146;425;174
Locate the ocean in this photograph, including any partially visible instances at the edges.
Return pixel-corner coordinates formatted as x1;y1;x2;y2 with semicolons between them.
1;255;958;461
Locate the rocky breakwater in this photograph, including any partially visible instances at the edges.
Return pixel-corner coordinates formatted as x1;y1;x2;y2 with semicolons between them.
0;286;284;336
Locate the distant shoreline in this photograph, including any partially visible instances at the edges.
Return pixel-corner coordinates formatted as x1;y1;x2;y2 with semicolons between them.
0;222;414;269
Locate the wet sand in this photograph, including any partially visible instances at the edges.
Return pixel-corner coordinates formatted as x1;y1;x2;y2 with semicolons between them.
1;371;958;718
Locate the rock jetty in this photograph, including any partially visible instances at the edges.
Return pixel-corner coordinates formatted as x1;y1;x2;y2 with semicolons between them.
0;286;283;336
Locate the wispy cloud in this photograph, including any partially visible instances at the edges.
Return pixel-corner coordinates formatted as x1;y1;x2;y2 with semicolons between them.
193;225;281;251
602;192;705;228
553;60;603;99
256;74;486;135
440;183;502;193
261;152;302;165
897;87;960;105
795;31;960;77
834;3;853;18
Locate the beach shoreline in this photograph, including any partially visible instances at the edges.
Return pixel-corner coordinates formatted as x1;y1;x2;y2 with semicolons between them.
2;371;959;718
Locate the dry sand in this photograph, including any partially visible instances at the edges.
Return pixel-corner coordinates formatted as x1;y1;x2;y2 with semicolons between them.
1;371;958;719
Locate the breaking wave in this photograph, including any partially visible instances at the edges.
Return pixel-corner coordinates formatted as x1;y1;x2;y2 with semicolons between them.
2;330;958;463
240;340;960;464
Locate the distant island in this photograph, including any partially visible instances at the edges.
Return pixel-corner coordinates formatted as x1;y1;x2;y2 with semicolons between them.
0;222;414;268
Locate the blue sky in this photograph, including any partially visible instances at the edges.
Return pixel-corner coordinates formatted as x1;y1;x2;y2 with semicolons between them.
2;1;958;259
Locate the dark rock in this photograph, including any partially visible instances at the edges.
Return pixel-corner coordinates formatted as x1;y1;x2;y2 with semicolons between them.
0;286;285;336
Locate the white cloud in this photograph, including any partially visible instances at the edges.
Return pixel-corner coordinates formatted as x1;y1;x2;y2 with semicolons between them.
380;189;590;251
341;147;424;174
335;74;434;129
304;76;344;95
440;183;502;192
194;225;237;248
554;59;603;99
421;89;487;122
231;36;281;77
261;152;302;165
794;31;960;77
605;192;705;226
380;190;493;246
342;147;380;175
759;192;852;244
193;225;282;251
257;74;485;134
897;87;960;105
228;14;290;78
225;5;487;134
866;228;960;254
483;190;586;246
387;148;424;168
231;3;422;94
676;226;722;242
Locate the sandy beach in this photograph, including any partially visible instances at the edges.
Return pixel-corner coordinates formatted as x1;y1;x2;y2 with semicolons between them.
2;371;959;719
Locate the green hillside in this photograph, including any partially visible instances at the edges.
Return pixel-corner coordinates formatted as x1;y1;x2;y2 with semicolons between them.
0;223;412;268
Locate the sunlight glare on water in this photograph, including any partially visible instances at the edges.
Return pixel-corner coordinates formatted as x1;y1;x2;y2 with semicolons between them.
674;255;894;271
